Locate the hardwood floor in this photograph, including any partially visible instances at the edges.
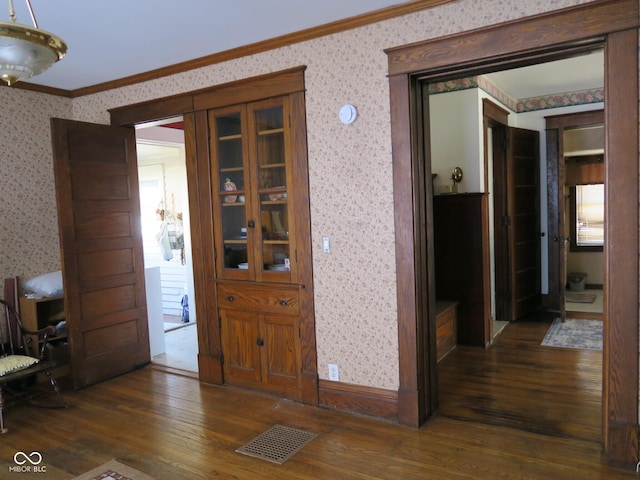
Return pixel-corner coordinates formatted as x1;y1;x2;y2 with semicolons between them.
439;311;602;443
0;314;633;479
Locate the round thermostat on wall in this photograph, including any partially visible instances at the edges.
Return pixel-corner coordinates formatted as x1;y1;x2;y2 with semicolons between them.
339;104;358;124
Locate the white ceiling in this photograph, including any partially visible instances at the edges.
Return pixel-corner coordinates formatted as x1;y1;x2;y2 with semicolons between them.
7;0;407;90
485;51;604;99
5;1;604;96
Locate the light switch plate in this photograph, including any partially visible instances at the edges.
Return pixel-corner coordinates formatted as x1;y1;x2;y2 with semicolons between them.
322;236;330;253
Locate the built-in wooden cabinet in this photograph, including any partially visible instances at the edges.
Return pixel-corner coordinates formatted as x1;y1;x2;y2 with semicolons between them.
433;193;491;347
217;282;301;397
204;68;315;402
112;67;317;404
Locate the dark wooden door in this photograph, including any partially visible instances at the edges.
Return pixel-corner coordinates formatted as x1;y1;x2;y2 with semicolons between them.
491;124;510;323
51;118;150;389
507;127;541;320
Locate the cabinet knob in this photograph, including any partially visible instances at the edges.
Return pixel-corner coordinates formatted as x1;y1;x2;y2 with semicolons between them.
227;295;235;302
279;300;288;306
256;338;264;346
248;220;255;228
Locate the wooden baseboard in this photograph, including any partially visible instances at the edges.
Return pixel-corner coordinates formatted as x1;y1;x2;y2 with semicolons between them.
301;371;319;406
605;420;639;468
197;353;223;384
318;379;398;420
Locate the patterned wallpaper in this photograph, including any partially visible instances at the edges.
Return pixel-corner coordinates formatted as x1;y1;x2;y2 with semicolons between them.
0;89;71;283
1;0;593;391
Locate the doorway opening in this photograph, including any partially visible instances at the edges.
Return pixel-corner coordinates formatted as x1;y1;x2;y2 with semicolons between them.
136;118;198;373
424;49;604;439
554;114;605;321
388;2;638;464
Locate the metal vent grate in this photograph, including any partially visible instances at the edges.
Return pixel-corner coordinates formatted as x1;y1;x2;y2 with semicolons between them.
235;424;318;465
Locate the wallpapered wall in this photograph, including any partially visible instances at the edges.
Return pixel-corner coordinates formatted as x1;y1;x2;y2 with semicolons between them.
0;90;71;280
0;0;592;390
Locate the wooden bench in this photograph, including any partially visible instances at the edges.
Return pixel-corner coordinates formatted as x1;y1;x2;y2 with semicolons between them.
436;301;458;362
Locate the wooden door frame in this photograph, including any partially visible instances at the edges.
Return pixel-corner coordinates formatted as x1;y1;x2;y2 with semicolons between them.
545;109;605;314
108;67;319;406
483;100;510;325
386;0;638;467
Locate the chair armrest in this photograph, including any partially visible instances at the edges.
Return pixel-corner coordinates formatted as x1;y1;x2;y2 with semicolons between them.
18;325;57;359
20;324;57;339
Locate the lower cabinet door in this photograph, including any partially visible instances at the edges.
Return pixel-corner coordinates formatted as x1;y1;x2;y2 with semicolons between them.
220;308;302;399
220;309;262;386
260;313;302;398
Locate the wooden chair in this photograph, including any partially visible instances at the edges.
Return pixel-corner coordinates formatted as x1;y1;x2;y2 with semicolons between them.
0;298;68;433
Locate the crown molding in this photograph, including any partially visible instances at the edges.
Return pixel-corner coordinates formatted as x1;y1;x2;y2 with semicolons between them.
11;0;454;98
1;79;73;97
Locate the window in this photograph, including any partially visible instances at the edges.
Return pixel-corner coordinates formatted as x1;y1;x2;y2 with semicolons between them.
570;183;604;251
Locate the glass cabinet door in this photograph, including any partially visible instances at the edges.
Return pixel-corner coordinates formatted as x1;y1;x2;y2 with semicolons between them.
210;108;250;276
250;100;291;278
210;98;294;280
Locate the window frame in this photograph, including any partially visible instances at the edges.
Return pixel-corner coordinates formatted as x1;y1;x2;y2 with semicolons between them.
569;183;604;252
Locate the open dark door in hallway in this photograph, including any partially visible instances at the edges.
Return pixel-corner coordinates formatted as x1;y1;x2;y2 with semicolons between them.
51;119;150;389
500;127;542;321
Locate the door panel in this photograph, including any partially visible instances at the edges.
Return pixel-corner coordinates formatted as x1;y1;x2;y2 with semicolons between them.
508;127;542;320
51;118;150;389
261;313;301;397
219;309;261;384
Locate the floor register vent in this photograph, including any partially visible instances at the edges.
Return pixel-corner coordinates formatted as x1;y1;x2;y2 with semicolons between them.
235;424;318;465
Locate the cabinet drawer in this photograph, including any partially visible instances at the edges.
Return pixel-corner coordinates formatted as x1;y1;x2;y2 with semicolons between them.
217;283;299;315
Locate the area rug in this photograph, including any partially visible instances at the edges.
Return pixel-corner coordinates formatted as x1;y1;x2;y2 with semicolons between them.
541;318;602;350
71;460;156;480
565;292;597;303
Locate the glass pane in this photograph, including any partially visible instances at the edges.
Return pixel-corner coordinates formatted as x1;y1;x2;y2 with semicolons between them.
215;112;248;269
216;113;243;170
254;105;290;273
576;184;604;246
222;205;248;269
260;203;290;272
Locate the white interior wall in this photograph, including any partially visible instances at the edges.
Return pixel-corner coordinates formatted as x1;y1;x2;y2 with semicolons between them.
430;89;483;193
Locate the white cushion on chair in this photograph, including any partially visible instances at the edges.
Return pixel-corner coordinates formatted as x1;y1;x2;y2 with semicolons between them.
0;355;39;376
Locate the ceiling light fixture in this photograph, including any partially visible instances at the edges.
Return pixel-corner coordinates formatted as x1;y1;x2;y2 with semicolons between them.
0;0;66;86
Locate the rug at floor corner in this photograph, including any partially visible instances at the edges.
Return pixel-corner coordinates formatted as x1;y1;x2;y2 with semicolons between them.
71;459;157;480
541;318;603;350
565;292;597;303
